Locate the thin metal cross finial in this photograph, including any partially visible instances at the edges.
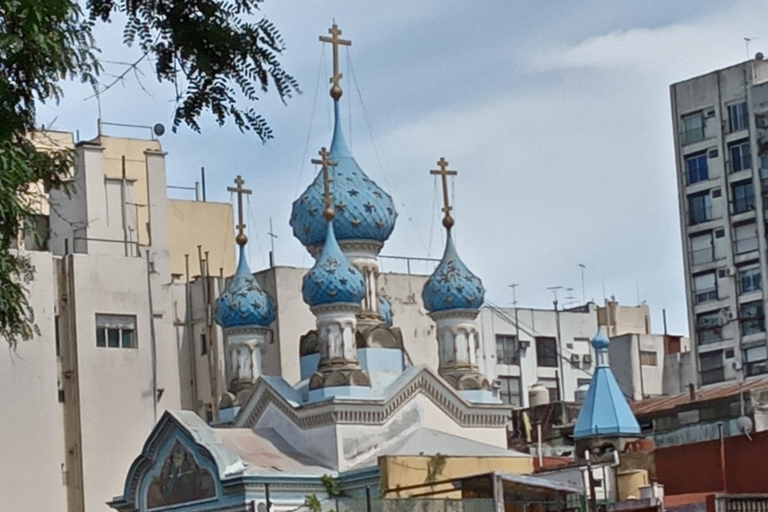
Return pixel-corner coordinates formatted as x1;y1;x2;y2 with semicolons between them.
227;175;252;246
320;23;351;100
311;147;338;220
430;157;458;230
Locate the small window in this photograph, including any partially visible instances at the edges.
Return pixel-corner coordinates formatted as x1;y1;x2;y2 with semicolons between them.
95;315;137;349
640;351;658;366
200;332;208;356
725;348;735;359
744;345;768;377
693;272;717;304
740;301;765;336
731;180;755;214
682;112;705;144
712;188;722;198
55;315;61;358
715;229;725;239
728;102;748;132
696;311;722;345
739;267;761;294
700;350;725;385
498;376;521;407
496;335;519;365
730;140;752;173
734;223;759;254
536;337;558;368
686;153;709;184
691;232;713;265
689;191;712;225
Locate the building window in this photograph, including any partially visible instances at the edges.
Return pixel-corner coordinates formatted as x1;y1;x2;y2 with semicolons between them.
744;345;768;377
739;267;761;294
95;314;136;349
728;102;748;132
691;232;714;265
536;337;558;367
640;351;658;366
693;272;717;304
496;335;519;365
734;223;759;254
740;301;765;336
682;112;705;144
200;332;208;356
497;376;521;407
730;140;752;173
688;191;712;225
731;181;755;214
686;153;709;184
55;315;61;358
696;310;722;345
700;350;725;385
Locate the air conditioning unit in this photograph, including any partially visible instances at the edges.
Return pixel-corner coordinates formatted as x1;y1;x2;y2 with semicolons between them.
757;115;768;129
571;353;581;364
583;354;593;365
726;267;737;277
705;109;716;118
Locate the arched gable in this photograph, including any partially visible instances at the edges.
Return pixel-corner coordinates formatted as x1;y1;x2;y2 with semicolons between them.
111;411;242;512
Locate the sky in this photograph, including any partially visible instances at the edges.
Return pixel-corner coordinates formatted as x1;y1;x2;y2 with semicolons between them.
38;1;768;336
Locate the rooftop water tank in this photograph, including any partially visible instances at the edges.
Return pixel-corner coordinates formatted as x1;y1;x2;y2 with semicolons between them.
529;383;550;407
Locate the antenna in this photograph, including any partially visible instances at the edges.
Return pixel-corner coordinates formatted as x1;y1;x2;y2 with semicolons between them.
564;288;577;309
578;263;586;304
745;37;759;60
509;284;519;307
547;286;563;310
267;217;278;267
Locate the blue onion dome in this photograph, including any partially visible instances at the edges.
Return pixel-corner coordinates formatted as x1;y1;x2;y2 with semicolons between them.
302;220;366;307
379;295;393;327
422;234;485;313
290;102;397;249
215;247;276;329
592;330;610;350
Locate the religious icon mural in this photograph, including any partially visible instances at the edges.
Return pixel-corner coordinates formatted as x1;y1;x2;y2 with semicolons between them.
146;441;216;509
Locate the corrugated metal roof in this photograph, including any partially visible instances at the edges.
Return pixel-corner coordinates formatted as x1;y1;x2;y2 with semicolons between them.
632;376;768;416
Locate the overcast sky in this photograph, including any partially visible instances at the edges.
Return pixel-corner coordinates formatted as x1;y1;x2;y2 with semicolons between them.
39;1;768;335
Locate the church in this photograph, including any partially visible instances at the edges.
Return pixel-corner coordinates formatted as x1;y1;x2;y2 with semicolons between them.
108;23;537;512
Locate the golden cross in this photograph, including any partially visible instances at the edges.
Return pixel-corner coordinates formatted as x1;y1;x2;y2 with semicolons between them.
311;147;338;220
227;175;252;246
319;23;351;100
430;157;458;230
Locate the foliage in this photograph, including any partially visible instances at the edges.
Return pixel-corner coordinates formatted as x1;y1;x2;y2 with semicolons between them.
321;473;340;497
0;0;298;347
304;494;322;512
87;0;300;140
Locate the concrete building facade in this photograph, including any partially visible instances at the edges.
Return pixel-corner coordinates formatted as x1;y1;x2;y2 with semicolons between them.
672;58;768;387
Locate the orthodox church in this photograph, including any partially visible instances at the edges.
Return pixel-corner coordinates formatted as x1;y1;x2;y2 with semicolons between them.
109;24;531;512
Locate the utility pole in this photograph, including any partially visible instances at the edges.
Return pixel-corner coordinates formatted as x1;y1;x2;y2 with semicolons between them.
509;284;523;406
578;263;586;304
267;217;278;267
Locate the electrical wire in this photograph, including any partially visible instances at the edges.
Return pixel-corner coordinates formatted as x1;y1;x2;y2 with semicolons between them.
293;45;326;198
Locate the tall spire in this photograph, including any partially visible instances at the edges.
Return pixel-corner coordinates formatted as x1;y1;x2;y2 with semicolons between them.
214;176;275;398
422;159;492;401
227;175;252;246
430;157;458;231
320;23;351;100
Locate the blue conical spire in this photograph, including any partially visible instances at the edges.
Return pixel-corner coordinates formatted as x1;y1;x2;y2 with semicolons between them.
573;330;640;439
302;220;366;307
290;100;397;249
422;233;485;313
214;246;276;329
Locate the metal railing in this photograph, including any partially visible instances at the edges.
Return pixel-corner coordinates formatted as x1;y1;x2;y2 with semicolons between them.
379;255;441;275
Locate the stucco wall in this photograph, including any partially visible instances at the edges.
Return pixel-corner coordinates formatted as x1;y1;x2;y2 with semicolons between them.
380;455;533;498
167;200;235;278
0;252;67;512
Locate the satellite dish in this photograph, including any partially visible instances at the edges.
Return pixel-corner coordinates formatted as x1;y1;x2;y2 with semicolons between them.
257;502;267;512
153;123;166;137
756;52;765;61
737;415;753;436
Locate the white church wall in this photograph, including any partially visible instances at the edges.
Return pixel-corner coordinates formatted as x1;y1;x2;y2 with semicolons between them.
251;401;339;470
0;251;68;512
335;393;508;472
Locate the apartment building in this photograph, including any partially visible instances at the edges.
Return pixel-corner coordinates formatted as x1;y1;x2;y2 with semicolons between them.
671;57;768;387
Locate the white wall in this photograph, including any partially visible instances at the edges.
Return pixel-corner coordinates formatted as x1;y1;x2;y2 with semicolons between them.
0;252;68;512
